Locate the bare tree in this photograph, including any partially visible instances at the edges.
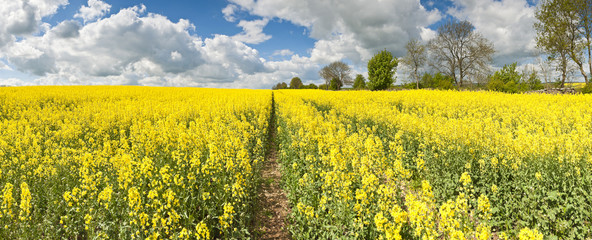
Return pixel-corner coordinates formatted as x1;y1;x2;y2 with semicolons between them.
402;39;426;89
428;20;494;87
576;0;592;84
319;61;353;90
535;0;582;87
537;53;553;89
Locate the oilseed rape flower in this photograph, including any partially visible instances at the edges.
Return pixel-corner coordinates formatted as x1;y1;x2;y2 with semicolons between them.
459;172;472;187
273;89;592;239
19;182;31;221
3;86;592;238
97;185;112;209
491;184;498;194
476;224;491;240
0;86;271;238
519;227;543;240
477;194;491;220
1;183;14;219
195;221;210;239
219;203;235;229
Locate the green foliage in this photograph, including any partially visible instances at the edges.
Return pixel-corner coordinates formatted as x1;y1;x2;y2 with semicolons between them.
487;63;544;93
318;84;328;90
290;77;303;89
582;83;592;94
272;82;288;90
353;74;366;89
401;82;419;89
367;50;398;90
329;78;340;90
524;70;545;91
535;0;588;85
302;83;318;89
487;63;522;93
421;73;455;90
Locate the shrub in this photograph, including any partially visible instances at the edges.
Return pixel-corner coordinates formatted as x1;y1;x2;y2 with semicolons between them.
582;83;592;94
421;73;455;90
487;63;521;93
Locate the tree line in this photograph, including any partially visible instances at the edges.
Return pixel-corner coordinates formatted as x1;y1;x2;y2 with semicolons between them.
272;49;399;91
273;0;592;93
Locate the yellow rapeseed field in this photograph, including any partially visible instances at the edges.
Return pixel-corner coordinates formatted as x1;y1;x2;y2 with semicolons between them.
0;86;271;239
564;82;586;89
275;89;592;240
1;87;591;239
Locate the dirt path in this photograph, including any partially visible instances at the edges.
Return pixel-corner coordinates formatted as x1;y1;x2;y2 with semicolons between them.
252;94;290;239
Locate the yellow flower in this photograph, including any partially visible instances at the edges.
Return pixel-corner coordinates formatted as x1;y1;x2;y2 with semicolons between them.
374;212;388;232
19;182;31;221
451;230;465;240
1;183;14;219
219;203;235;229
84;214;92;230
491;184;498;194
459;172;471;187
304;205;315;219
518;227;543;240
98;185;113;209
476;224;490;240
477;194;491;220
195;221;210;239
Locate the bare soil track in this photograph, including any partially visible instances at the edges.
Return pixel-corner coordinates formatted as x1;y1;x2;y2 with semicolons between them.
252;94;290;240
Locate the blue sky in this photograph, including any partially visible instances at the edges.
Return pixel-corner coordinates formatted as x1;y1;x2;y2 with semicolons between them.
0;0;543;88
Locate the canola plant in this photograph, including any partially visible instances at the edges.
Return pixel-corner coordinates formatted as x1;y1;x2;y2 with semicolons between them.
1;86;591;239
0;86;271;239
275;90;592;240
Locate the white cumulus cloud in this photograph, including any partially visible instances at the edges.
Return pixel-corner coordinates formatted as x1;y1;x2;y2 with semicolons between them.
0;2;279;87
232;19;272;44
0;0;68;48
227;0;442;60
272;49;294;57
222;4;239;22
0;78;31;86
0;0;546;89
448;0;538;65
75;0;112;23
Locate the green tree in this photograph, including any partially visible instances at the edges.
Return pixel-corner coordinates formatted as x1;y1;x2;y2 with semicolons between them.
289;77;303;89
367;50;398;90
329;78;340;90
402;39;427;89
487;63;522;93
272;82;288;90
535;0;581;86
353;74;366;89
